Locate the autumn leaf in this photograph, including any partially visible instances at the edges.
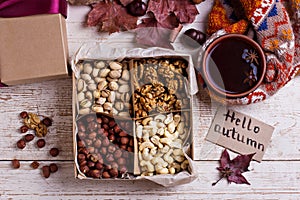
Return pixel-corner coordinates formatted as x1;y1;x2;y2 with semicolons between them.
87;1;138;34
119;0;134;6
212;149;255;186
147;0;199;28
135;12;173;49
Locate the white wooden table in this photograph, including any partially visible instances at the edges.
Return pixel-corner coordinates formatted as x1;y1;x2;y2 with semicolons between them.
1;2;300;199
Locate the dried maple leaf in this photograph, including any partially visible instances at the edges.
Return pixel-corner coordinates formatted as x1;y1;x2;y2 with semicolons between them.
87;1;138;34
212;149;255;186
135;12;173;49
119;0;134;6
68;0;101;5
147;0;199;27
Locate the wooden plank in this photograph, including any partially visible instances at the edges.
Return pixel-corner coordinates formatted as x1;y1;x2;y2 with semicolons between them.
0;161;300;199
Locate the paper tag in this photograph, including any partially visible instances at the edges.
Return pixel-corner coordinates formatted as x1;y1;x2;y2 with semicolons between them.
206;108;275;162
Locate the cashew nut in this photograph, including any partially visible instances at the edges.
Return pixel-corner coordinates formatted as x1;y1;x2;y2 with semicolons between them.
167;121;176;133
139;141;155;151
163;149;174;164
154;114;166;122
173;155;185;163
164;113;173;124
160;138;172;146
150;135;163;149
142;148;153;161
156;167;169;174
173;148;184;156
140;160;154;173
180;160;189;170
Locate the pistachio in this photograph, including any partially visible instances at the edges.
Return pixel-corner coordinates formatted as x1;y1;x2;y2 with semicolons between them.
88;83;97;91
95;61;106;69
101;90;110;98
115;101;124;111
121;69;130;81
80;99;92;108
109;82;119;91
97;80;108;91
79;108;90;115
92;68;100;77
93;90;101;99
103;102;113;110
85;91;93;101
77;92;85;102
109;70;122;79
106;77;119;83
77;63;84;72
94;77;105;83
77;79;85;92
120;93;131;102
92;105;104;113
118;85;130;93
118;112;130;117
109;61;122;70
83;63;93;74
99;68;110;78
107;91;116;102
95;97;106;105
81;74;91;81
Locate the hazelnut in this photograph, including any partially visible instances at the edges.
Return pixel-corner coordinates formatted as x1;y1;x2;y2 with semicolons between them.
49;163;58;173
113;149;122;159
42;117;52;127
77;140;85;148
42;166;50;178
20;125;29;133
94;139;102;148
49;148;59;157
120;137;129;145
12;159;20;169
36;139;46;148
24;134;35;142
20;111;28;119
30;161;40;169
95;162;103;170
108;145;116;153
77;153;86;163
80;165;89;174
106;154;114;162
90;169;101;178
113;125;121;134
102;171;111;178
109;168;119;178
102;117;109;124
102;137;110;147
108;120;116;128
117;157;126;166
17;139;26;149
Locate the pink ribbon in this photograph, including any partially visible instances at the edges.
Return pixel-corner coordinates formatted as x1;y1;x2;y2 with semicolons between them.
0;0;67;18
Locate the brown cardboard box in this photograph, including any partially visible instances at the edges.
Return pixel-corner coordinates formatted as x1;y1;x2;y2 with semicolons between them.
0;14;69;85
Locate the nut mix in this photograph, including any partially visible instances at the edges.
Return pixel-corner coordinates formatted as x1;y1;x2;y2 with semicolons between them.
75;57;192;179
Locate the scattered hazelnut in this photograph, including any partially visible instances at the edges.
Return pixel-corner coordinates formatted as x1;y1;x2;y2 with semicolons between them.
12;159;20;169
17;139;26;149
49;163;58;173
42;117;52;127
20;125;29;133
42;166;50;178
24;134;35;142
36;139;46;148
49;148;59;157
30;161;40;169
20;111;28;119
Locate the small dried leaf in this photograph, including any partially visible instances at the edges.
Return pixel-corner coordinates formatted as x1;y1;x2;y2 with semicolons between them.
213;149;255;186
87;1;138;34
